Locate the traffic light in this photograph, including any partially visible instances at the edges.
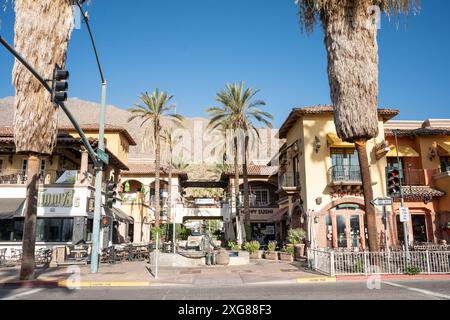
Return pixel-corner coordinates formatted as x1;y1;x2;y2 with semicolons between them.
387;167;402;197
105;179;117;210
52;64;69;103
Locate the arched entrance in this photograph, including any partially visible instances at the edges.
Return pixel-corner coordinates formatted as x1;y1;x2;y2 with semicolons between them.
318;199;368;250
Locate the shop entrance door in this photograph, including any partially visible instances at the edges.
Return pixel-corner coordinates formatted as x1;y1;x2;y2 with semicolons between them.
412;215;427;243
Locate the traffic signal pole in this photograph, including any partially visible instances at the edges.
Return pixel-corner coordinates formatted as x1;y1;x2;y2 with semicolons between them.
91;81;107;273
73;0;108;273
394;130;410;259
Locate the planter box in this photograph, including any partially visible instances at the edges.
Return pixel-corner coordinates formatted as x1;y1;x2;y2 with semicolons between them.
264;252;278;261
294;244;305;260
279;252;294;262
249;250;262;260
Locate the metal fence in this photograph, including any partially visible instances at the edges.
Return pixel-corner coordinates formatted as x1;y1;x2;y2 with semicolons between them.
308;248;450;276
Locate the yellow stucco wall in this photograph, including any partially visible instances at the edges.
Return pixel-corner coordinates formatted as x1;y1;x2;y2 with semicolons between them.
283;113;388;213
66;131;130;165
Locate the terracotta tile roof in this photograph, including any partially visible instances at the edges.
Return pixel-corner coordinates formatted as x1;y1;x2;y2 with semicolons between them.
394;186;446;201
123;163;188;177
225;165;278;177
385;127;450;137
59;124;137;146
0;124;137;146
279;106;400;139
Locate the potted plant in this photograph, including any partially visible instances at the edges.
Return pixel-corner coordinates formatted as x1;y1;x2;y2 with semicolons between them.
279;246;294;262
288;228;306;259
227;241;240;257
244;241;261;259
264;241;278;261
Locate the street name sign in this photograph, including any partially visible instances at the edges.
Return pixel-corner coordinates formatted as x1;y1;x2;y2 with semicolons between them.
97;149;109;165
399;207;410;222
371;197;393;207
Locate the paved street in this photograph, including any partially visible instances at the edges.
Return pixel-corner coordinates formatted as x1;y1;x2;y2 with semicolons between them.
1;280;449;300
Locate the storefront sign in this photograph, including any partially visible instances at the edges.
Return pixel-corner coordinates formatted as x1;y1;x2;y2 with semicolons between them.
55;170;78;184
195;198;216;205
249;208;278;222
38;189;78;208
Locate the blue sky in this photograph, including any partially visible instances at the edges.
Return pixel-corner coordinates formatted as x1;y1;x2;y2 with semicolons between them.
0;0;449;127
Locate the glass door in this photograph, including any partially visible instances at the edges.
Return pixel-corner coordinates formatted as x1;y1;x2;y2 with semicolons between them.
350;215;361;249
336;215;347;248
412;215;427;243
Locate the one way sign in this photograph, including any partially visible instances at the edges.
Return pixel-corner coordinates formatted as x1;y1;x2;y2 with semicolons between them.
371;197;393;207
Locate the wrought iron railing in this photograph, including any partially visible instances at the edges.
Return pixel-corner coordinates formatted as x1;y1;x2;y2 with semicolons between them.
329;165;362;183
0;170;91;186
308;248;450;276
279;172;300;189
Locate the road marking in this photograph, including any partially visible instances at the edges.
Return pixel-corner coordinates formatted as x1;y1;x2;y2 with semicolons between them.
297;277;337;284
1;288;44;300
383;281;450;300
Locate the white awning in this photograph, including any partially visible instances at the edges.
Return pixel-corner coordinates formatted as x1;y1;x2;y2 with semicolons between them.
0;199;25;219
112;207;134;223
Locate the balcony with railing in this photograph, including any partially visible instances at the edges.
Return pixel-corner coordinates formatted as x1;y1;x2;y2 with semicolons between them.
278;172;301;193
328;165;362;187
0;170;94;187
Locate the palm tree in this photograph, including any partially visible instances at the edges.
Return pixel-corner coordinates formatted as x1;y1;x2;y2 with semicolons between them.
295;0;420;252
128;89;183;228
161;128;183;232
207;82;273;243
12;0;74;280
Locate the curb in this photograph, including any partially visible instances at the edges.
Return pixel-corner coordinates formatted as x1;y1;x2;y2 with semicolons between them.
297;277;337;283
0;280;60;289
57;281;151;288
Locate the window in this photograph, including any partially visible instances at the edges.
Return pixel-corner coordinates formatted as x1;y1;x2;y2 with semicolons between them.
0;159;3;175
40;159;46;177
293;155;299;186
35;218;74;242
441;157;450;173
331;149;359;167
21;159;28;176
0;219;24;242
251;190;269;206
85;219;93;242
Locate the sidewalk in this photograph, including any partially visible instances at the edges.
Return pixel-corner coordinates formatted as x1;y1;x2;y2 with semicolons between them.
0;260;328;288
2;260;450;288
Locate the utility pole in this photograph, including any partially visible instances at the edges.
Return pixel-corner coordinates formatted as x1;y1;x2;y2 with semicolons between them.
394;130;410;259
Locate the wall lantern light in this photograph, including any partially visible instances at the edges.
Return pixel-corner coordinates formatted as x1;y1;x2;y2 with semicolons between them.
314;216;320;224
314;136;321;153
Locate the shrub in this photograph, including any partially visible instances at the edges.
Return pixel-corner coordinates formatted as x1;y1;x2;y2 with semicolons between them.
282;246;295;256
267;241;277;253
288;229;306;245
405;266;421;276
228;241;240;251
244;241;261;254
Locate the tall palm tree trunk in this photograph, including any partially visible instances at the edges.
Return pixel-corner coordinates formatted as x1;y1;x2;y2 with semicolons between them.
355;141;379;251
233;135;242;243
242;134;251;230
168;147;173;243
20;154;40;280
322;6;380;252
154;125;161;228
13;0;74;280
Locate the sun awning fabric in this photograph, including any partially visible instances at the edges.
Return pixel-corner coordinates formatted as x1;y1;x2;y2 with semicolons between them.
271;208;289;222
112;207;134;223
327;133;355;149
0;198;25;219
437;142;450;156
387;145;420;158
